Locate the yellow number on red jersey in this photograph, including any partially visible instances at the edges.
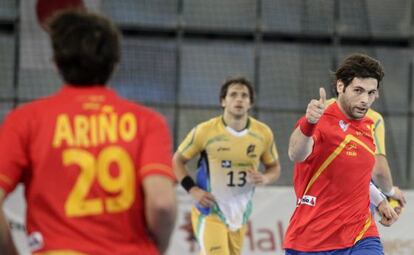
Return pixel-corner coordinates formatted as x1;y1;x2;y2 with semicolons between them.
63;146;135;217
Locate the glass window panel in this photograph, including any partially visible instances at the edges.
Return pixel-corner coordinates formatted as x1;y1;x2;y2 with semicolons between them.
339;0;411;38
180;40;255;106
0;34;14;99
112;38;177;104
182;0;256;32
0;101;13;123
258;43;332;111
18;0;61;99
0;0;17;20
262;0;334;35
18;69;61;99
102;0;178;28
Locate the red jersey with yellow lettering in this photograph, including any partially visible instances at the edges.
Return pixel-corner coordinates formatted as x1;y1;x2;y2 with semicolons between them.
0;85;174;255
283;102;379;252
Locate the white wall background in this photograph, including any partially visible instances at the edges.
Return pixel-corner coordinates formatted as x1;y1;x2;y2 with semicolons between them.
5;186;414;255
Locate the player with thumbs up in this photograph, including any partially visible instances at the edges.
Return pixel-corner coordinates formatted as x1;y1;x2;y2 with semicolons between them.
287;87;327;162
284;53;398;255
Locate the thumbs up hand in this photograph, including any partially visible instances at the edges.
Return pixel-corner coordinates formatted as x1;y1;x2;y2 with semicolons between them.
306;88;326;124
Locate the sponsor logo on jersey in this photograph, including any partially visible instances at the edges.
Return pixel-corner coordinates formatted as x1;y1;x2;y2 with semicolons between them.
210;246;222;252
297;195;316;206
339;120;350;132
357;125;374;138
217;147;230;152
246;144;257;158
221;160;232;168
28;231;44;252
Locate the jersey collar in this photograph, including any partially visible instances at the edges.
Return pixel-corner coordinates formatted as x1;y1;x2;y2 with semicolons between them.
221;115;250;137
59;84;117;96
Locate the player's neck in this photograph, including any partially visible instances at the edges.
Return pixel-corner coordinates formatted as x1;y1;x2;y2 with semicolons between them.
222;112;249;131
336;101;350;119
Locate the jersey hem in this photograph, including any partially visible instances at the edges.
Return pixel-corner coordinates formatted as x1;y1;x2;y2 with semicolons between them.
283;234;380;252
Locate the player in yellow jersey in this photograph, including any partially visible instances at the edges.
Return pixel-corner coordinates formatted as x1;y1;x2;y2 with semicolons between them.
326;98;406;212
173;77;281;255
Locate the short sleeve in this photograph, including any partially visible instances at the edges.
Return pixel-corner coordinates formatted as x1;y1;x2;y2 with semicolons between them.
372;114;386;156
177;126;204;160
261;127;279;165
138;112;175;180
0;109;30;194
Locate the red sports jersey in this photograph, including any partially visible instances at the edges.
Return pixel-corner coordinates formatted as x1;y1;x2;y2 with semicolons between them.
0;85;174;255
283;102;379;251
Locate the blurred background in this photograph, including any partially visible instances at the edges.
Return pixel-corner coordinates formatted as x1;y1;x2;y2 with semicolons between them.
1;0;414;188
1;0;414;254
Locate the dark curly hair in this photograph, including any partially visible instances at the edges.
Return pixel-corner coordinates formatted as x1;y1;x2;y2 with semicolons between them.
333;53;384;96
219;76;255;104
49;10;121;85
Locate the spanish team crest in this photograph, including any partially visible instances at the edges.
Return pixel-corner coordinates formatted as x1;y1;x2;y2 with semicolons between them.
339;120;350;132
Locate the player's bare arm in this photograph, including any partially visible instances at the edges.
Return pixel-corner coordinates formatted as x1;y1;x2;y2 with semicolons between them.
373;155;407;207
288;87;326;162
172;152;216;208
143;175;177;254
0;189;18;255
288;128;314;162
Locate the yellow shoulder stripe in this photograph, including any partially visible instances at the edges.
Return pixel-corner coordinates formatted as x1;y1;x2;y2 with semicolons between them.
303;134;374;195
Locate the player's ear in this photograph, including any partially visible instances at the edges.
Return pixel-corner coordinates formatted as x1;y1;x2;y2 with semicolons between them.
336;80;344;95
220;98;226;108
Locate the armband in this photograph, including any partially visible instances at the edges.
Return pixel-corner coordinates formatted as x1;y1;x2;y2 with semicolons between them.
181;176;196;193
383;187;396;197
370;182;386;207
299;119;316;137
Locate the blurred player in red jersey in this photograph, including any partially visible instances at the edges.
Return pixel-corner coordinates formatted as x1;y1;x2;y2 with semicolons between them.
0;10;176;255
284;53;398;255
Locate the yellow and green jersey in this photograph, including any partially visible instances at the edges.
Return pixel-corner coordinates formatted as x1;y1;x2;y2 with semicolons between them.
326;98;385;155
178;116;279;230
